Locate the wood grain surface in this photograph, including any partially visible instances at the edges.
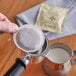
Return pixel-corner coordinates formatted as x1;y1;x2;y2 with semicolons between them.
0;0;76;76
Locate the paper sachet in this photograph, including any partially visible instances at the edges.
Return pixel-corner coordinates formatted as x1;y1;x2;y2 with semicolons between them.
36;3;68;33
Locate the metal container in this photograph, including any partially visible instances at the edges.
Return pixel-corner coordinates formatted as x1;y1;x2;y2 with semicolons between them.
43;43;76;76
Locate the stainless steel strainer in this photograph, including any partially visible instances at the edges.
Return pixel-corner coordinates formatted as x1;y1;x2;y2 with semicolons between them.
4;25;49;76
13;25;45;53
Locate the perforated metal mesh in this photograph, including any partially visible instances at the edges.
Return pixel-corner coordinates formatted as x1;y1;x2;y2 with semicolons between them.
14;25;45;53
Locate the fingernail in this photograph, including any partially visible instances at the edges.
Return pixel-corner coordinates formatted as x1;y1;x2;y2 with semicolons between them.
12;23;19;32
13;25;19;32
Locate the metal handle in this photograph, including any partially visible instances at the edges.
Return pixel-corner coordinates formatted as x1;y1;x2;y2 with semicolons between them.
71;50;76;64
4;55;30;76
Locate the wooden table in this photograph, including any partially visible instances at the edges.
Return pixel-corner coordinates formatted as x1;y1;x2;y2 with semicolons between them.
0;0;76;76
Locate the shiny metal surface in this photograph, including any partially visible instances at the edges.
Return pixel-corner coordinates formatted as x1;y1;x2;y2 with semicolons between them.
43;43;76;76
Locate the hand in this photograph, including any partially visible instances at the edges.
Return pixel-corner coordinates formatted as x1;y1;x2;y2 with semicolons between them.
0;13;19;33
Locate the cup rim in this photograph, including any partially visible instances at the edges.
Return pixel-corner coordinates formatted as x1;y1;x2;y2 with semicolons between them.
46;42;72;64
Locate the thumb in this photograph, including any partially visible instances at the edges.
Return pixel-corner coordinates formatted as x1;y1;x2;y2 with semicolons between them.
7;23;19;33
0;21;19;33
